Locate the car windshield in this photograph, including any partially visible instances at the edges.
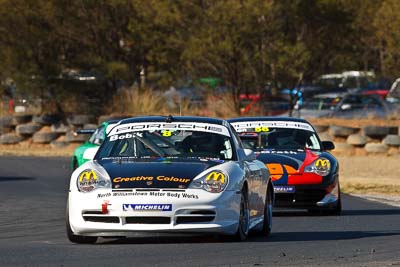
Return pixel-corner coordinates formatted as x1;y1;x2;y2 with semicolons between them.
233;122;321;151
96;122;235;160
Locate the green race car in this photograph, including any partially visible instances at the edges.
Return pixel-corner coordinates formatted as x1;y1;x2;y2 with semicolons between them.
72;120;120;169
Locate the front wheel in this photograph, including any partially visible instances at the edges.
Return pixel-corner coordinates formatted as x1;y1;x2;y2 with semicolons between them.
234;189;250;241
326;196;342;215
308;184;342;216
66;202;97;244
261;188;273;236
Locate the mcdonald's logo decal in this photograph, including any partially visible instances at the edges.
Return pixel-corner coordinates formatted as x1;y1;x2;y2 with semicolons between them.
315;159;330;169
206;172;225;184
79;170;97;182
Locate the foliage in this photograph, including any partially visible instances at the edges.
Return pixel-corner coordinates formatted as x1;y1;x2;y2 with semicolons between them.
0;0;399;115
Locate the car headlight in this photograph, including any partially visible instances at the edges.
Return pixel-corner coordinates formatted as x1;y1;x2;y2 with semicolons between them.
189;170;229;193
76;169;111;193
304;157;331;176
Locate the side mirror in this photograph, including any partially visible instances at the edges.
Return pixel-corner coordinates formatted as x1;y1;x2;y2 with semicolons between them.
322;141;335;151
243;148;256;161
83;147;99;161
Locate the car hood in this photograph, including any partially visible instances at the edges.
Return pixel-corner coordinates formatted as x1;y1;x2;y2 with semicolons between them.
98;158;221;189
255;149;322;185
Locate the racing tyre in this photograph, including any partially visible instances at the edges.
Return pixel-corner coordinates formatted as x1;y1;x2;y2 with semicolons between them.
66;203;97;244
234;189;250;241
261;187;273;236
331;197;342;215
325;191;342;216
309;184;342;216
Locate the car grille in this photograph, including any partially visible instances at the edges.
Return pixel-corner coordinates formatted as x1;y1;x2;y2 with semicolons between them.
275;189;327;207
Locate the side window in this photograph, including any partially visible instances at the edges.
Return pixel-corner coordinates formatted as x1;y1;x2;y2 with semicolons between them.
89;125;105;145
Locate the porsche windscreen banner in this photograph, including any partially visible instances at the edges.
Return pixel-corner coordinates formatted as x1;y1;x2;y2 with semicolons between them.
231;121;315;133
108;122;231;137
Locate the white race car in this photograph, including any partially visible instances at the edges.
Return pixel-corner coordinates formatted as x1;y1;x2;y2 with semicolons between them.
66;116;274;243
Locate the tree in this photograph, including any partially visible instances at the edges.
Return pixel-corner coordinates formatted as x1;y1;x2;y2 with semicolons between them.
374;0;400;78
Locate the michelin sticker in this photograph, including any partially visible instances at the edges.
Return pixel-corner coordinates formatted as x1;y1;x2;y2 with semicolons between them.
274;186;296;193
122;204;172;211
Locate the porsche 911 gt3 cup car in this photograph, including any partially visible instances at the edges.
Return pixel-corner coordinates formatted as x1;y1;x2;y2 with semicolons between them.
229;117;341;215
67;116;274;243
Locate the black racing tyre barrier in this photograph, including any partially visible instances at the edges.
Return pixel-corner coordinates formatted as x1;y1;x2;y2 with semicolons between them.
318;132;334;142
32;114;61;125
65;131;89;143
0;116;13;128
50;140;70;149
363;126;398;139
83;123;98;130
51;123;70;134
12;114;32;125
332;143;353;152
32;132;59;143
382;135;400;147
15;123;42;135
0;133;25;144
346;134;369;146
0;126;14;135
67;115;93;126
364;143;389;153
313;125;329;133
328;125;359;137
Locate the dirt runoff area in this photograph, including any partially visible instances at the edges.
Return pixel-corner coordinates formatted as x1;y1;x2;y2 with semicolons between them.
334;154;400;206
336;154;400;195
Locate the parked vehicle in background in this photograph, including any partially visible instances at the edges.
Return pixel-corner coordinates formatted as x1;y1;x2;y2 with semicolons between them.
282;71;379;101
387;78;400;103
239;93;290;116
294;93;396;119
291;93;342;119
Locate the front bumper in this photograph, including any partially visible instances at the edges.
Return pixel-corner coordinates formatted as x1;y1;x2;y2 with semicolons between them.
68;189;241;237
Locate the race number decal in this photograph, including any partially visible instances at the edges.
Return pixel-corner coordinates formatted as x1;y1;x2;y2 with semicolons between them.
162;130;172;137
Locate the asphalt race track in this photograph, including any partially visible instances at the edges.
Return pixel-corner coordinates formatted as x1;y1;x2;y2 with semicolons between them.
0;156;399;267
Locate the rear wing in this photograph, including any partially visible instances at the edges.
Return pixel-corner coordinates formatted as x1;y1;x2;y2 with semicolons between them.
75;129;96;135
